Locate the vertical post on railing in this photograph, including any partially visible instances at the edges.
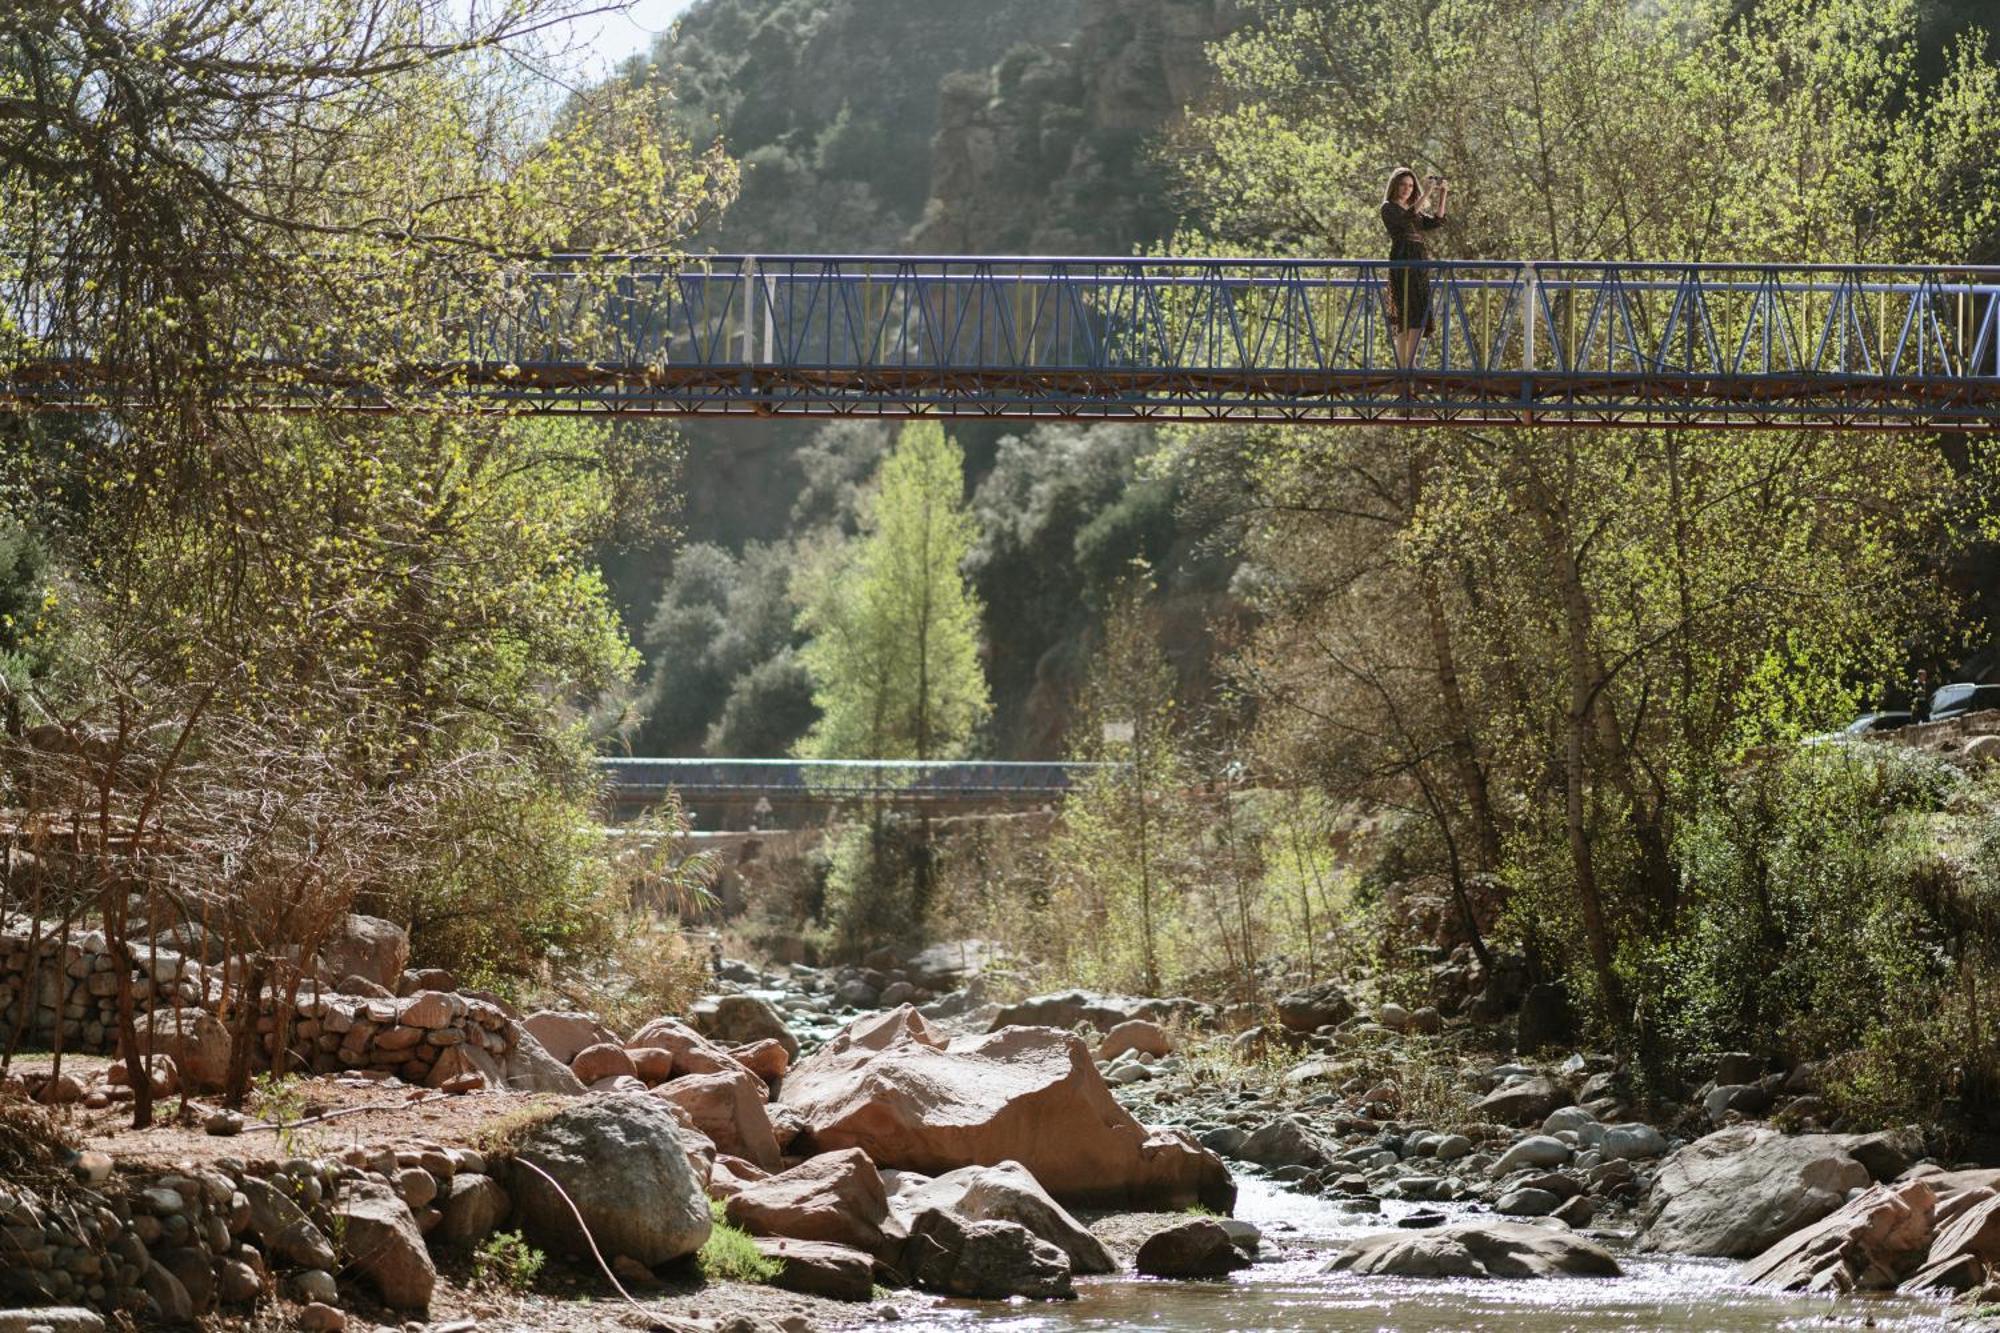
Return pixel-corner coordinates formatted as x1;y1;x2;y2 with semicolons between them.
1521;263;1538;371
739;255;758;366
762;267;776;368
1520;262;1539;422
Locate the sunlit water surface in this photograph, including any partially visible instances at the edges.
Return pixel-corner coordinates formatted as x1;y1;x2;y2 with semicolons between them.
893;1177;1953;1332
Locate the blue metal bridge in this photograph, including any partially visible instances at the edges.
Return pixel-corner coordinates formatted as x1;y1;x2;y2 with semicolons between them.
7;255;2000;429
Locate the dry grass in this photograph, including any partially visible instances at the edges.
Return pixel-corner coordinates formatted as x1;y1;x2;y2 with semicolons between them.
470;1098;566;1156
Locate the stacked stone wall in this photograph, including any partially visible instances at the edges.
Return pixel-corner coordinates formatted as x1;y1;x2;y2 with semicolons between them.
0;923;513;1090
0;1138;508;1324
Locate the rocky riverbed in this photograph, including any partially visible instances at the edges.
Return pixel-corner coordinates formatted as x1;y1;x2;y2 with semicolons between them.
5;918;2000;1332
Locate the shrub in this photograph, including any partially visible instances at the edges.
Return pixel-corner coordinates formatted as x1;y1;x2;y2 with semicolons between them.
474;1231;545;1292
1644;745;1993;1118
698;1199;780;1284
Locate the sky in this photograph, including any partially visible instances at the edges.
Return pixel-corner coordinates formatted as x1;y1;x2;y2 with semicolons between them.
574;0;697;73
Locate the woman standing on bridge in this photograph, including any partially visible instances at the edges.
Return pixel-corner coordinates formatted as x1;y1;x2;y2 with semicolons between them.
1382;166;1447;369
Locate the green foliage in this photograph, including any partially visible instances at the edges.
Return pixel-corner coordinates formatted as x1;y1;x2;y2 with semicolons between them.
796;421;990;761
819;813;933;955
1172;0;1998;1038
251;1074;309;1155
473;1231;546;1293
698;1199;781;1284
636;541;811;756
1044;568;1200;993
0;4;736;1128
1644;746;2000;1124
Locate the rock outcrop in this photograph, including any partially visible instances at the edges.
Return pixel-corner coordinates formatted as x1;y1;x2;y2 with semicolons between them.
780;1007;1233;1211
724;1148;902;1261
1328;1222;1621;1279
1738;1179;1937;1292
1639;1126;1871;1258
507;1094;712;1267
890;1160;1114;1275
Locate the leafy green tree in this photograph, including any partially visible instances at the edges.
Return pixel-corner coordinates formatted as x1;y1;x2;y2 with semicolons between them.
1046;566;1199;995
0;0;737;1124
796;421;991;762
1171;0;1999;1032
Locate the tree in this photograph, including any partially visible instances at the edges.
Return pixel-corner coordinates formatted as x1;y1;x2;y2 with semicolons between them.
1046;565;1198;994
0;1;739;1126
1170;0;1998;1034
795;420;990;762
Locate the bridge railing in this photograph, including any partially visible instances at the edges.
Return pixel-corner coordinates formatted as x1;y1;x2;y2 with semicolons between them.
493;255;2000;408
7;254;2000;424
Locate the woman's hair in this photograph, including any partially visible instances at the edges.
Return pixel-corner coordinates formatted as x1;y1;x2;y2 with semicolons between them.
1384;166;1419;206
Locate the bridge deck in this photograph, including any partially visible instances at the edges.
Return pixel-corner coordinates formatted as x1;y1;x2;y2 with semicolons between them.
8;256;2000;428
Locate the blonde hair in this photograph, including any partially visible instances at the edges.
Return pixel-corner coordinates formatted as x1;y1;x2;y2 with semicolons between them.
1384;166;1420;206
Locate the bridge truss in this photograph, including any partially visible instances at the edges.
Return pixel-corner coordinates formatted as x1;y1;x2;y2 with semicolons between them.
7;256;2000;429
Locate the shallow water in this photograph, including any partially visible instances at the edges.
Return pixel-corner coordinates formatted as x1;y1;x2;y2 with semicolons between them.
895;1178;1954;1332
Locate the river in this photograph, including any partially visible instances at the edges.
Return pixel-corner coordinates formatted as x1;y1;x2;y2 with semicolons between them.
894;1178;1956;1332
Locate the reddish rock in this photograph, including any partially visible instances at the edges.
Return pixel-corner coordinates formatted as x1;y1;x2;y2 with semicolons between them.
752;1237;875;1301
1739;1179;1938;1292
137;1008;232;1094
1903;1188;2000;1292
780;1006;1234;1212
322;914;409;990
1098;1020;1173;1062
654;1066;783;1171
521;1010;620;1066
628;1046;674;1083
724;1147;900;1260
571;1043;638;1084
708;1155;773;1201
734;1038;791;1082
630;1016;753;1078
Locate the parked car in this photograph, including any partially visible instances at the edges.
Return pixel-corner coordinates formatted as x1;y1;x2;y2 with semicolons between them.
1927;682;2000;722
1804;711;1914;746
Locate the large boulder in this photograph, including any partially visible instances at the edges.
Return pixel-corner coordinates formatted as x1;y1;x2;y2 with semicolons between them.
135;1008;232;1095
1473;1075;1572;1128
332;1178;435;1311
321;914;409;990
891;1161;1115;1275
521;1011;620;1066
1638;1126;1871;1258
630;1016;755;1078
724;1147;900;1260
989;990;1173;1033
694;995;801;1060
908;939;1005;990
1237;1116;1334;1170
1738;1179;1937;1292
1135;1219;1252;1279
1099;1020;1173;1062
436;1173;510;1248
780;1007;1234;1212
1275;981;1354;1033
497;1024;586;1095
905;1210;1075;1300
751;1238;876;1302
653;1066;783;1172
1328;1222;1621;1279
1903;1188;2000;1293
239;1176;337;1269
508;1093;711;1267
